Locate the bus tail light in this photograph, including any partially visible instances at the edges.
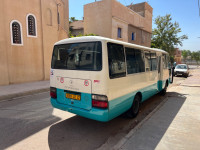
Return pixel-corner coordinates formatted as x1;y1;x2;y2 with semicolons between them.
92;94;108;109
50;87;57;99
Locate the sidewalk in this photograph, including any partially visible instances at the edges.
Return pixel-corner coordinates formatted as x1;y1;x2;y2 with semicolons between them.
0;81;50;101
114;69;200;150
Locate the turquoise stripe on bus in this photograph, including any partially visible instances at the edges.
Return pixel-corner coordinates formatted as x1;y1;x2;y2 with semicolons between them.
108;82;158;120
51;80;166;122
157;80;163;91
51;98;109;122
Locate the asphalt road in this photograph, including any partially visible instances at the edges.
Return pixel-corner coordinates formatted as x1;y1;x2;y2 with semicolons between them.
0;76;186;150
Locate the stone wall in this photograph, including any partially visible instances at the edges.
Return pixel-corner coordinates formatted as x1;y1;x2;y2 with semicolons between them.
0;0;69;85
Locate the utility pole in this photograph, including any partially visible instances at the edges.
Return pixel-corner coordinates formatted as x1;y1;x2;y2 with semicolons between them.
199;0;200;16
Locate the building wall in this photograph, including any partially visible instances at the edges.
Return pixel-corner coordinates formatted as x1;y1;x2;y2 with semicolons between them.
84;0;112;38
128;25;142;45
70;20;84;36
0;0;69;85
112;17;128;42
113;1;152;47
127;2;153;33
128;25;151;47
112;1;152;33
174;48;182;64
0;0;10;85
84;0;152;47
41;0;69;80
1;0;44;85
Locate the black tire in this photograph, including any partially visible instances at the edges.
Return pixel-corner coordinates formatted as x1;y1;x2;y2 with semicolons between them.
184;74;188;78
126;94;140;118
160;81;168;96
173;73;176;77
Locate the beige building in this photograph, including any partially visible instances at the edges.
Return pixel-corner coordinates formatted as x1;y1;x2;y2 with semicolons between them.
84;0;153;47
0;0;69;85
70;20;84;36
174;48;182;64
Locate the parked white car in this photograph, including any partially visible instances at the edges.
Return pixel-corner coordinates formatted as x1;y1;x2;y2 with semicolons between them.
174;64;189;77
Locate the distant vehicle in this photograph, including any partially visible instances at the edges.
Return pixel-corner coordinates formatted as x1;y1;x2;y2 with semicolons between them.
50;36;172;122
174;64;189;77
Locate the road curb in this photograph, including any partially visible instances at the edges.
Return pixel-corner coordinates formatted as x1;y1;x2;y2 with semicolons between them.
0;88;49;101
112;96;169;150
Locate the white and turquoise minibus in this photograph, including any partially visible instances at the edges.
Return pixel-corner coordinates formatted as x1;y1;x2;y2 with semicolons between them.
50;36;171;122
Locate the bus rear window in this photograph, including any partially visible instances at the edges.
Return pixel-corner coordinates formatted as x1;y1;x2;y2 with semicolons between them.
51;42;102;71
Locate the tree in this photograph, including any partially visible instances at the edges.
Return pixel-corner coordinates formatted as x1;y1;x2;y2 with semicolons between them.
69;17;78;37
151;14;188;56
191;51;200;65
182;50;191;63
69;17;78;23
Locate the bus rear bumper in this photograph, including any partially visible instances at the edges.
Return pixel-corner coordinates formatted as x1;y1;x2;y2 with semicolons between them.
50;98;109;122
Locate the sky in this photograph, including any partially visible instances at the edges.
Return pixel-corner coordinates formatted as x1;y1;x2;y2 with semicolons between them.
69;0;200;51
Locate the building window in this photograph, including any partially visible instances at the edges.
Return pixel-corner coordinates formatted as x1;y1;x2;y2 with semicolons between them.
10;20;23;45
131;32;136;41
118;27;122;38
26;14;37;37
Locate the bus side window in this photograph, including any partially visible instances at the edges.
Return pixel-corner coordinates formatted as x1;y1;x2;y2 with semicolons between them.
162;54;167;69
125;47;145;74
107;43;126;79
151;53;158;71
145;52;151;71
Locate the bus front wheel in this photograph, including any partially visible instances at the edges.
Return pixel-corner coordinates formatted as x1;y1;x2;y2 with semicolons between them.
126;94;140;118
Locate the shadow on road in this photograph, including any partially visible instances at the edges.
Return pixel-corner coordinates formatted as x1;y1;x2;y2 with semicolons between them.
48;92;186;150
0;93;61;149
48;113;131;150
120;92;186;150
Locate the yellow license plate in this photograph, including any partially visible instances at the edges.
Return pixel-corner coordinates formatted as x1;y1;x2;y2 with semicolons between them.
66;93;81;100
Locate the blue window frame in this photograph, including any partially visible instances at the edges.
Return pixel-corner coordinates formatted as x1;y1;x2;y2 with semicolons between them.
118;27;122;38
132;32;135;41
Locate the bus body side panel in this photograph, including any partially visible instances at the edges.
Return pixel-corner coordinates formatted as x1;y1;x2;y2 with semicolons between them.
146;70;159;100
157;52;170;91
140;82;158;102
162;69;170;88
107;82;159;120
108;91;136;120
157;80;163;92
106;68;160;120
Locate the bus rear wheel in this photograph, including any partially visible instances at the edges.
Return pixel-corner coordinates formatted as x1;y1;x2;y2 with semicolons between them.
126;94;140;118
160;81;168;96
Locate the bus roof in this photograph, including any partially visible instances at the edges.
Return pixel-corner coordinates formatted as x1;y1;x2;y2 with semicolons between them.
54;36;168;54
